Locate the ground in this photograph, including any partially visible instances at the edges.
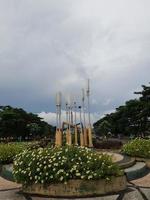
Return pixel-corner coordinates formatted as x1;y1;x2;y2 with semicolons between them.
0;174;150;200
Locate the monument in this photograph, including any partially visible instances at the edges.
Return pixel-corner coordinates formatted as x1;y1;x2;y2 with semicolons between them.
55;79;93;147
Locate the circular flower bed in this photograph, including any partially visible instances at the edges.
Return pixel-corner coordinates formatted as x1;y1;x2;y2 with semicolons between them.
122;138;150;158
13;146;123;185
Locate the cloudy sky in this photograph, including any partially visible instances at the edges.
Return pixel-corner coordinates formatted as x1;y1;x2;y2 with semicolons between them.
0;0;150;125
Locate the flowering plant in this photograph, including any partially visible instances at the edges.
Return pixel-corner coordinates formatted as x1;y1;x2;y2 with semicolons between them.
0;142;27;164
13;146;123;185
122;138;150;158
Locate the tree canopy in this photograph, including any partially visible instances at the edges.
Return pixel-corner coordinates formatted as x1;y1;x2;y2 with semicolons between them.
94;84;150;137
0;105;55;140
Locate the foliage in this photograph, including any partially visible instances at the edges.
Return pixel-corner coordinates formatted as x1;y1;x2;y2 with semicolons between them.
13;146;123;185
0;142;27;164
0;105;55;139
93;139;123;149
96;120;111;139
94;84;150;137
27;140;52;150
122;138;150;158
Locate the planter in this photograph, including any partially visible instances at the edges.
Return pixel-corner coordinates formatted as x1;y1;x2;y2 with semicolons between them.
23;175;127;197
0;164;14;181
135;157;150;169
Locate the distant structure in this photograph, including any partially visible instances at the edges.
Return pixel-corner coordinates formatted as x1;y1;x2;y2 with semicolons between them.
55;79;93;147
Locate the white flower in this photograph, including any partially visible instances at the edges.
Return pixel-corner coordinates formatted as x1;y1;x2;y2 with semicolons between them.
60;176;63;181
88;175;93;179
76;173;81;176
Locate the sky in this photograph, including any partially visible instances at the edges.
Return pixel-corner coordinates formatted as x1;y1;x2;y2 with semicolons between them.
0;0;150;125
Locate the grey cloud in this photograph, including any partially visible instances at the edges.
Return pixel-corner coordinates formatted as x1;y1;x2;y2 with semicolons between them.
0;0;150;124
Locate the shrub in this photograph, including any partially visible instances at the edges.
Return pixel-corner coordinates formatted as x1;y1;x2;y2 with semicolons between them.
13;146;123;185
122;138;150;158
93;139;123;149
26;140;52;150
0;142;27;164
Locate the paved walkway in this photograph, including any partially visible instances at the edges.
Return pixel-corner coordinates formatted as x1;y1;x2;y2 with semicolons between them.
0;175;150;200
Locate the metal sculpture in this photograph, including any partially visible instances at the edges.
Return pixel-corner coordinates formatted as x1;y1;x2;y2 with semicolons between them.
55;79;93;148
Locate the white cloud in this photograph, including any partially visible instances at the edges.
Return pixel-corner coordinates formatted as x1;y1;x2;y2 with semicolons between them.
38;110;100;126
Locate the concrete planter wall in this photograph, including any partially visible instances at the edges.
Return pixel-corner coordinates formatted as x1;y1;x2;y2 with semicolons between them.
0;164;14;181
23;175;127;197
135;157;150;168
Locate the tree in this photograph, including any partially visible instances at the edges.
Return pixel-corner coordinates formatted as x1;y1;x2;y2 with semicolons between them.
94;83;150;137
96;120;111;140
0;105;55;140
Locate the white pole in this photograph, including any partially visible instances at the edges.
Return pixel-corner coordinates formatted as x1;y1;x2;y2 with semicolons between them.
74;102;77;125
82;88;86;128
86;79;91;127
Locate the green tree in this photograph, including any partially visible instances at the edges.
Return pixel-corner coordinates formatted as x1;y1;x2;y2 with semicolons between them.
94;83;150;137
0;106;55;140
96;120;111;140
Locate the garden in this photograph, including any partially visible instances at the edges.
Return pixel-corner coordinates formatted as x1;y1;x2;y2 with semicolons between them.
0;138;150;197
0;141;126;196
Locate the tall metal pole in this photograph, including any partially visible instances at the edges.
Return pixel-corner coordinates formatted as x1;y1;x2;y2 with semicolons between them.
74;101;78;146
82;88;87;146
66;102;68;123
79;105;84;146
55;91;62;146
86;79;91;127
58;92;62;130
56;93;59;129
74;102;77;125
68;96;72;145
82;88;86;128
86;79;93;147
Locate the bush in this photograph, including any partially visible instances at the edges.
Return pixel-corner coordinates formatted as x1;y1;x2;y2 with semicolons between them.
13;146;123;185
0;143;27;164
122;138;150;158
93;139;123;149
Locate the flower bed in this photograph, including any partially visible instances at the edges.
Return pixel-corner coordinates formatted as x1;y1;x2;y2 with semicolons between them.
13;146;123;185
122;138;150;158
13;146;126;196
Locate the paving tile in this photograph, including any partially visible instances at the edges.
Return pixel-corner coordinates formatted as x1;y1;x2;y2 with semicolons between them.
140;188;150;200
122;188;144;200
0;189;26;200
131;173;150;187
32;195;119;200
0;177;21;190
